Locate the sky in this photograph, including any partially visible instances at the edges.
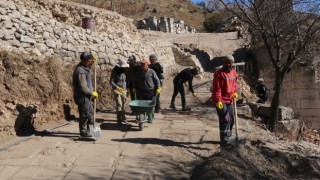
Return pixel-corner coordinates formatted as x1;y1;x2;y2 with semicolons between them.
192;0;206;2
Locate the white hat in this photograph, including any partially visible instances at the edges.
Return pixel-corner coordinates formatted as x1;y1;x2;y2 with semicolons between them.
258;78;264;82
116;59;129;68
225;55;235;62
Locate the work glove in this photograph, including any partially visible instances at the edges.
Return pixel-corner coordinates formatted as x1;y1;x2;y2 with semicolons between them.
192;93;197;97
233;92;238;100
117;87;124;93
92;91;98;99
156;88;161;94
92;56;97;63
216;101;223;110
132;88;136;93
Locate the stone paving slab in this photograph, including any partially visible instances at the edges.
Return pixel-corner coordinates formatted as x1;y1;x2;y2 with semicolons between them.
11;166;69;179
65;167;114;179
111;167;147;180
0;166;22;179
124;127;161;139
73;144;119;167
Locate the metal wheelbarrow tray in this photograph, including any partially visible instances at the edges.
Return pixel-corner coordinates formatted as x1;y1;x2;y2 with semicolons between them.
129;99;155;131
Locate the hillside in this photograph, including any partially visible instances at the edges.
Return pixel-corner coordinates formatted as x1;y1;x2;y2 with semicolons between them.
63;0;208;32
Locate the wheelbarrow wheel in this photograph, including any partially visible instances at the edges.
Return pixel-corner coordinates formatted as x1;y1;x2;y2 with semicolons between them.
138;114;144;131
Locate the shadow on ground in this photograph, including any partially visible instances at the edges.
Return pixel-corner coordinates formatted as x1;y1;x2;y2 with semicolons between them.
112;137;218;150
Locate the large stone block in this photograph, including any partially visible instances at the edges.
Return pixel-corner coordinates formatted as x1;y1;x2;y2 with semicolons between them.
258;105;294;120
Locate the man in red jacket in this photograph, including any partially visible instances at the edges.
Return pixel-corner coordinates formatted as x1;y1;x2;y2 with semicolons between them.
212;55;238;146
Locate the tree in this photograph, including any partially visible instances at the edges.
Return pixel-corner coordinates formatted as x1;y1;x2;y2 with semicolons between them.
203;12;226;32
219;0;320;132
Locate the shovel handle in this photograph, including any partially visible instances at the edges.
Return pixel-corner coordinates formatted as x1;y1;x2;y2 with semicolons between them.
93;64;97;124
233;97;239;143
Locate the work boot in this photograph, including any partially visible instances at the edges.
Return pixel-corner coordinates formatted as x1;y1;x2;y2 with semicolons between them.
80;131;93;137
169;104;176;110
182;106;191;111
121;111;127;122
116;112;122;126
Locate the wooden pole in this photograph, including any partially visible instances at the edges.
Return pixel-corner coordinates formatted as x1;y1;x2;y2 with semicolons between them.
233;97;239;144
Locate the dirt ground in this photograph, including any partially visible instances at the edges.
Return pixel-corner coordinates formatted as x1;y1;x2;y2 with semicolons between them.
163;78;320;179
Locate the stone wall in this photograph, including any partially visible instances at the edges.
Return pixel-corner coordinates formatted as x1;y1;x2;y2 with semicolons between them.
0;0;182;138
0;0;177;73
137;16;196;34
172;45;203;72
254;48;320;129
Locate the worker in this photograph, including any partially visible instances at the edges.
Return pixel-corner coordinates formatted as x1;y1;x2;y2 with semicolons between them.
110;58;129;126
135;58;161;100
169;66;200;111
256;78;268;103
149;54;164;113
72;52;98;137
126;55;140;101
212;55;238;146
134;58;161;121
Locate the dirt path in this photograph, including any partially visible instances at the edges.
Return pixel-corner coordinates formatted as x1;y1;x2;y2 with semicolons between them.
143;32;244;55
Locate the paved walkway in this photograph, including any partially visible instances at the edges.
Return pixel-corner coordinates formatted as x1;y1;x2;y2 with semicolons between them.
0;80;221;179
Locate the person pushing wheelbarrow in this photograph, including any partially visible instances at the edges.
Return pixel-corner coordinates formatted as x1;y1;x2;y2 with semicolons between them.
212;55;239;147
134;58;161;122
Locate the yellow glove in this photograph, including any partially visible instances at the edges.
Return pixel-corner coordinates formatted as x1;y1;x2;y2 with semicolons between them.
233;92;238;100
117;87;124;93
216;101;223;110
92;56;97;63
92;91;98;99
132;88;136;93
156;88;161;94
192;93;197;97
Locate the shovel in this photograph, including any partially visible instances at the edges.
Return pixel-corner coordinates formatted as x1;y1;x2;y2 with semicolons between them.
89;64;101;139
233;97;239;144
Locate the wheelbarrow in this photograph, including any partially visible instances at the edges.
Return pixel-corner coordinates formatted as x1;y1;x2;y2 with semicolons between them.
129;96;156;131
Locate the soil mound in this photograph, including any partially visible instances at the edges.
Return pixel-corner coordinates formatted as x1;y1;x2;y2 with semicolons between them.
191;144;320;179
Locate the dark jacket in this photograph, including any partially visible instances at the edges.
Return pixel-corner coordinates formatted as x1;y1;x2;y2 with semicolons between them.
174;68;195;94
72;64;93;103
149;62;164;81
256;84;268;101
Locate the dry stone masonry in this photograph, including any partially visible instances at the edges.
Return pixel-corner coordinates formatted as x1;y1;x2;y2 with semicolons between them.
255;48;320;129
0;0;178;73
137;16;196;34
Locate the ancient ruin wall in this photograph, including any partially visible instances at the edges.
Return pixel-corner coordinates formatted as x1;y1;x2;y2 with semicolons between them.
0;0;178;138
255;48;320;129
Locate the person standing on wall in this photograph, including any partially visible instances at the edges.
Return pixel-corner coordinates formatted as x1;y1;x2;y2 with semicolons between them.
169;66;200;111
126;55;139;101
72;52;98;137
212;55;238;146
149;54;164;113
110;59;129;126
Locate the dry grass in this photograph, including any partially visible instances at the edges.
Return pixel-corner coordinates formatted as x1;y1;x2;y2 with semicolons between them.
63;0;207;32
